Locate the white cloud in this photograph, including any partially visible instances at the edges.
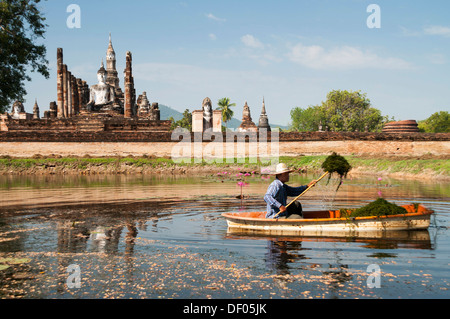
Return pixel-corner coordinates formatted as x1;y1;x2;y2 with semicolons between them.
423;25;450;37
399;26;422;37
205;13;226;22
209;33;217;41
401;25;450;37
241;34;264;49
287;43;412;70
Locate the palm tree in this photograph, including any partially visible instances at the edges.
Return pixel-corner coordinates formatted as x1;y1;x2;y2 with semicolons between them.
216;97;236;129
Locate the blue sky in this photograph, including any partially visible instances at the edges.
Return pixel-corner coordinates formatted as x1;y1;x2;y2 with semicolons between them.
23;0;450;126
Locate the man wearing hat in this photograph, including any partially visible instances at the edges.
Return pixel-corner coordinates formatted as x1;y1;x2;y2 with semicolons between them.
264;163;317;219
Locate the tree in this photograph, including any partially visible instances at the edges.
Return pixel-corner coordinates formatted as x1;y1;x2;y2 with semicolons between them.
169;109;192;131
0;0;49;113
290;106;321;132
290;90;387;132
418;111;449;133
216;97;236;128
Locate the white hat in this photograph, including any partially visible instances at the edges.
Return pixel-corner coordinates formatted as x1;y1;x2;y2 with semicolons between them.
269;163;295;175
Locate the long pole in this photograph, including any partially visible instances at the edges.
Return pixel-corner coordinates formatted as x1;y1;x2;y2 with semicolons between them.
274;171;329;219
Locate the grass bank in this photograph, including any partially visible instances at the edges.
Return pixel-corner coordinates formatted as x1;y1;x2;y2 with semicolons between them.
0;155;448;180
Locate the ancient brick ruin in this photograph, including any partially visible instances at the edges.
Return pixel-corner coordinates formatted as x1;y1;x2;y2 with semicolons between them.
0;35;168;133
257;98;271;132
192;97;222;133
382;120;420;133
0;35;447;147
237;101;258;132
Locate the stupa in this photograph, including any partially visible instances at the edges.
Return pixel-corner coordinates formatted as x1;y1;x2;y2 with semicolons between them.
382;120;420;133
238;101;258;132
257;97;271;132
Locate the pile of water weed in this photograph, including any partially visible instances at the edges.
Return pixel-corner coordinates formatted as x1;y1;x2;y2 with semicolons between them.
321;152;352;191
342;198;408;218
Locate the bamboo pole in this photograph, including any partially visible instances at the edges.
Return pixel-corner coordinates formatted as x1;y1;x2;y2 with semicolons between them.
274;171;329;219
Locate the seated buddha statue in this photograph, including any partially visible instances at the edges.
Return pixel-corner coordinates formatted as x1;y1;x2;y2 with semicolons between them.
87;62;116;111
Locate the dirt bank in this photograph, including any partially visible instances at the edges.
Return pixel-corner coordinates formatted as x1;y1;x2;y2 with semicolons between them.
0;155;448;181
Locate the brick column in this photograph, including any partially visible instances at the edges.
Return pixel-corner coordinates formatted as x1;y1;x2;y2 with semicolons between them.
71;75;78;116
67;70;72;117
77;78;83;113
62;64;68;118
57;48;64;118
124;51;134;118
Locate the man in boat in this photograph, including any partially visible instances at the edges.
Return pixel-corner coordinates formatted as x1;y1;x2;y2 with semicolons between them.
264;163;317;219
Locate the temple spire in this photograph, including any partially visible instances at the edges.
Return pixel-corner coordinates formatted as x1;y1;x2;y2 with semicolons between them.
261;97;266;114
257;97;271;132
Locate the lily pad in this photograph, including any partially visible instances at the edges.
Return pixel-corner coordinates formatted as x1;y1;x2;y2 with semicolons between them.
0;257;31;265
0;264;10;271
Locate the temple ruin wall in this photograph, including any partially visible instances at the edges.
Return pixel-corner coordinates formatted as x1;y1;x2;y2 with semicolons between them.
0;132;448;158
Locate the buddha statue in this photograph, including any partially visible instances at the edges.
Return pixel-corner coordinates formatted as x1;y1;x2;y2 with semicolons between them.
87;62;116;111
202;97;213;130
11;101;25;119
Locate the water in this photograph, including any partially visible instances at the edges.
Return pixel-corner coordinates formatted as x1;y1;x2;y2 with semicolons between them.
0;173;448;299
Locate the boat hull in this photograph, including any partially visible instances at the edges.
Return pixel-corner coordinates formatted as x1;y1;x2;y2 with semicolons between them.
222;206;434;237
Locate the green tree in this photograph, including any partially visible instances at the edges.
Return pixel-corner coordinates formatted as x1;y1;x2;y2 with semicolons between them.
290;90;386;132
216;97;236;128
169;109;192;131
418;111;450;133
0;0;50;113
290;106;322;132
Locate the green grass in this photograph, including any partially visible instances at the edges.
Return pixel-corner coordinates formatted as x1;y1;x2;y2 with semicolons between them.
279;156;449;176
0;155;448;177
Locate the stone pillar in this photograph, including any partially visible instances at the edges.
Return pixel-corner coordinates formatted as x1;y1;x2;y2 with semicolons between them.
49;101;57;119
212;110;222;132
57;48;64;118
151;102;160;121
192;110;204;133
71;75;78;116
124;51;134;118
77;78;83;113
62;64;68;118
67;70;72;117
84;82;89;109
33;99;40;120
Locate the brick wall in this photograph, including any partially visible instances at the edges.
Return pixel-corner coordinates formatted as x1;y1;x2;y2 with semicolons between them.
0;130;448;143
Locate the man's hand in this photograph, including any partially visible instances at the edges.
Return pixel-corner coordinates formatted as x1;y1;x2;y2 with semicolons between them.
308;180;318;188
279;205;287;214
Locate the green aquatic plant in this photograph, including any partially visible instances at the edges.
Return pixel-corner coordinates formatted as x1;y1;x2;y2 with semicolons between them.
345;198;408;218
321;152;352;178
321;152;352;191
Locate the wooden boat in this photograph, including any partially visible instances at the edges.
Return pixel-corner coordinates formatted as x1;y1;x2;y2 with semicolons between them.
222;204;434;236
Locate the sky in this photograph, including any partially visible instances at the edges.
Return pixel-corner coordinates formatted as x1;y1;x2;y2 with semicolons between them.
22;0;450;126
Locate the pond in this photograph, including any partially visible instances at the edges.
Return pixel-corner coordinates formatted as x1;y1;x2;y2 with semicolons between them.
0;173;448;299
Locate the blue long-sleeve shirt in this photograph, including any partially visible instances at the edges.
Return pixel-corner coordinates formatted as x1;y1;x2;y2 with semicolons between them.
264;179;308;219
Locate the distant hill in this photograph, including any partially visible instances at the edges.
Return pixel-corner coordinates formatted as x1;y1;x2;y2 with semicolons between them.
159;104;288;130
159;104;184;122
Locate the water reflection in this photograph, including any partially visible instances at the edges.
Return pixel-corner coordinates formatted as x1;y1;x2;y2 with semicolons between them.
55;218;145;255
265;240;309;275
0;174;448;299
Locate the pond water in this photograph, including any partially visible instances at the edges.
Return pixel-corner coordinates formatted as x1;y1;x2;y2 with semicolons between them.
0;173;448;299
